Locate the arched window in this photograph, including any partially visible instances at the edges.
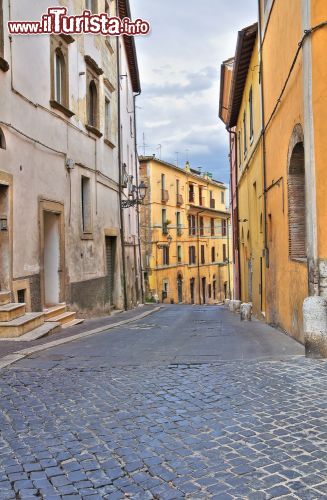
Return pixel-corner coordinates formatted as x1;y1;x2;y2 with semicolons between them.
288;126;306;260
54;49;65;104
0;127;6;149
88;80;97;127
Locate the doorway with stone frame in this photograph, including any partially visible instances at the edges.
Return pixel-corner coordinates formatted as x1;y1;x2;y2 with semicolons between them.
0;171;13;295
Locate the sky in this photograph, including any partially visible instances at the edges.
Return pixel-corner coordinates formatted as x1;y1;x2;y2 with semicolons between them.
129;0;258;184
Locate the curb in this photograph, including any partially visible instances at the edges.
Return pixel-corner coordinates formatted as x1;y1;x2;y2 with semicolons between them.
0;306;162;371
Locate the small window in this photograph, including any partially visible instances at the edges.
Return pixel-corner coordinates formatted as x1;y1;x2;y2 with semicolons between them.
211;218;215;236
249;86;254;140
54;49;65;105
105;97;111;139
163;246;169;266
176;179;180;195
88;80;98;127
189;246;196;265
223;244;227;262
199;217;204;236
17;289;26;304
211;247;215;263
188;215;196;236
86;0;97;13
221;191;225;205
243;111;247;157
177;245;182;263
201;245;205;265
222;219;227;237
0;127;6;149
162;209;167;234
189;183;195;203
161;173;165;190
199;186;203;206
81;176;92;233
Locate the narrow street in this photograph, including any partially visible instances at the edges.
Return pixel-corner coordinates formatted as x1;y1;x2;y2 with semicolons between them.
0;306;326;499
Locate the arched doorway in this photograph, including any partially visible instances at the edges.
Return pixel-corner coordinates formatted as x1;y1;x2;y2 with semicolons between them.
177;273;183;303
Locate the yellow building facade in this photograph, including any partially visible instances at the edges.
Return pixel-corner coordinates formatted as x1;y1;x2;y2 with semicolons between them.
220;0;327;345
139;157;232;305
222;24;266;319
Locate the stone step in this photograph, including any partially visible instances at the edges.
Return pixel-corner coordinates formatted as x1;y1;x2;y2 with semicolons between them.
0;303;26;322
43;303;67;321
0;313;45;338
46;311;76;325
0;322;61;342
61;318;85;329
0;291;11;305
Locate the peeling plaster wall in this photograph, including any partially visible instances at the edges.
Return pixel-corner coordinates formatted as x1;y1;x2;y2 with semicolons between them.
0;0;125;312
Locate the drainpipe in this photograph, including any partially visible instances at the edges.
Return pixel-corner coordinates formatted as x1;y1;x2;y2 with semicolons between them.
301;0;319;296
116;19;128;311
133;91;144;304
257;2;268;269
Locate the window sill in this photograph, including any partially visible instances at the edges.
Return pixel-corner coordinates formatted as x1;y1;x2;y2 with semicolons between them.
0;57;9;72
104;138;116;149
290;257;307;264
81;232;94;241
50;100;75;118
85;124;103;138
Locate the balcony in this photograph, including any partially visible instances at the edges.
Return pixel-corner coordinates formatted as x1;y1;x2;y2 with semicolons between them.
162;223;169;235
210;199;216;209
162;189;169;203
176;194;183;206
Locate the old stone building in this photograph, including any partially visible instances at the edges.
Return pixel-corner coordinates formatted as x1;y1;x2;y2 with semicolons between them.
0;0;142;337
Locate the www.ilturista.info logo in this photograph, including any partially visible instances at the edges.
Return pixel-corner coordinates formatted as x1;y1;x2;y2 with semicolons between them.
8;7;150;36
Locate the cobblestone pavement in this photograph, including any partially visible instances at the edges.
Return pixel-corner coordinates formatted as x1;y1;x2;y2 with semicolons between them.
0;306;326;499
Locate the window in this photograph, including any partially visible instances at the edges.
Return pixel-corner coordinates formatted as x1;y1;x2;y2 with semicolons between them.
105;97;111;139
199;216;204;236
208;284;212;299
249;86;254;140
238;130;242;168
222;219;227;237
209;191;215;209
189;246;196;265
223;244;227;262
162;209;168;234
85;56;103;135
54;49;65;104
81;176;92;234
199;186;204;206
210;218;215;236
0;0;9;71
189;183;195;203
161;173;166;190
177;245;182;263
163;246;169;266
88;80;97;127
201;245;205;265
0;127;6;149
243;111;247;157
288;139;306;260
176;212;182;236
86;0;97;12
221;191;225;205
50;36;72;115
188;215;196;236
211;247;215;263
176;179;180;195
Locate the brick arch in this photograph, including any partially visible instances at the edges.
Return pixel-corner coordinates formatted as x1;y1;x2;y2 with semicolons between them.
287;124;306;260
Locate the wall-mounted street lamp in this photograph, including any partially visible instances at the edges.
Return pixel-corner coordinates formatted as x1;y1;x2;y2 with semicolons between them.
157;233;173;249
121;181;147;209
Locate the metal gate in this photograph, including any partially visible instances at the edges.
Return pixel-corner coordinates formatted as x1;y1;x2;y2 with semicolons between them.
105;237;115;305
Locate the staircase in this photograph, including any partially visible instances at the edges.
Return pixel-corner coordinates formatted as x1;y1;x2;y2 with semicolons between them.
0;291;58;339
43;303;84;329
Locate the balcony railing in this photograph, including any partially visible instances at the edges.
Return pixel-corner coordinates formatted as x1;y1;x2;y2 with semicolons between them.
162;189;169;202
176;194;183;206
210;199;216;209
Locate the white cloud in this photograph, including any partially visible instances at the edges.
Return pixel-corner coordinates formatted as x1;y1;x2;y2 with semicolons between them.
129;0;258;182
